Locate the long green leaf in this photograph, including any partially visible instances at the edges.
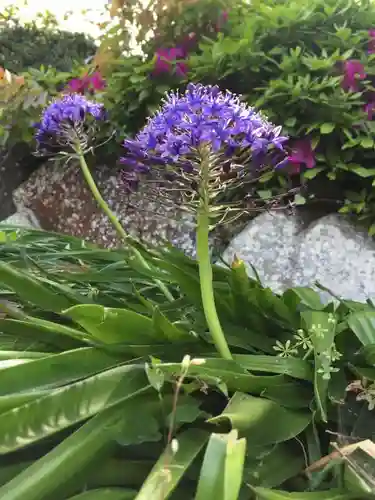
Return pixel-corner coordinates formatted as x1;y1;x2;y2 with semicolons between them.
209;392;311;446
0;261;72;312
0;350;47;360
223;431;246;500
152;308;195;343
0;364;150;453
223;324;276;354
0;405;123;500
195;431;246;500
261;381;313;409
233;354;313;381
67;489;136;499
0;316;87;349
251;486;357;499
0;316;87;345
114;393;204;446
0;390;49;414
64;305;161;344
83;459;153;490
0;462;32;487
347;311;375;346
245;442;305;488
194;433;226;500
0;347;126;396
134;429;208;500
288;288;325;310
158;359;301;394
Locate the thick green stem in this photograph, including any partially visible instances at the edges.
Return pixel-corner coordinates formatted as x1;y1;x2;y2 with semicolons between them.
77;151;128;242
197;156;232;360
75;146;174;302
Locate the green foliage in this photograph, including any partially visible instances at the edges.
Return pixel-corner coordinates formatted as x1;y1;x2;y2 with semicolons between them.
0;6;96;74
0;64;86;147
0;6;94;148
6;0;375;225
0;226;373;498
99;0;375;228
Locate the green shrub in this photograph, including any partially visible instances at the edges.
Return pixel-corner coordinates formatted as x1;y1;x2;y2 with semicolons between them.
0;65;86;148
102;0;375;229
0;7;96;73
0;7;94;148
5;0;375;225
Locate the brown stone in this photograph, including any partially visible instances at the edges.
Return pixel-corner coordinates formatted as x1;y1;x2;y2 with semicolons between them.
0;143;43;220
14;160;197;254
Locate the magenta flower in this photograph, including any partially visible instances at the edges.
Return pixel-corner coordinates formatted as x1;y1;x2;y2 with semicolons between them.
68;71;106;95
287;139;315;173
90;71;106;91
153;47;188;77
68;78;86;93
369;29;375;54
342;60;366;92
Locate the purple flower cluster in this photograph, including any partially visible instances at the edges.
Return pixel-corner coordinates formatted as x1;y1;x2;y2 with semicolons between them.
121;83;287;187
34;94;104;148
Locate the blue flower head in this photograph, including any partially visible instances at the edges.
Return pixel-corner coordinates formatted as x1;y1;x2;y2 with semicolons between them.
121;83;288;190
34;94;105;153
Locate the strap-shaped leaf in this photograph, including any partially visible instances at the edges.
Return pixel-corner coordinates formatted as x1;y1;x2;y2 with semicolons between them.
0;405;123;500
134;429;208;500
195;431;246;500
0;364;150;453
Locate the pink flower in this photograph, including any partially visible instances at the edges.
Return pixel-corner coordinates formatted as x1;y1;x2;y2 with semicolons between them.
68;78;86;93
342;60;366;92
288;139;316;173
369;29;375;54
68;71;105;95
89;71;106;91
153;47;188;77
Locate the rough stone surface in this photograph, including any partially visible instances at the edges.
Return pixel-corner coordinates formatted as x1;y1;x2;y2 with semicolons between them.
222;210;375;302
0;209;40;228
14;160;198;253
0;143;43;220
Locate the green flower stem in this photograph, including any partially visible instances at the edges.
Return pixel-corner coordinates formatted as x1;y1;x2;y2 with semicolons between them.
75;145;174;302
77;150;128;242
197;155;232;360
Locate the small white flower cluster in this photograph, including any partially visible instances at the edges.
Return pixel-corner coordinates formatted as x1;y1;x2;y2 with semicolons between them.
273;315;341;381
